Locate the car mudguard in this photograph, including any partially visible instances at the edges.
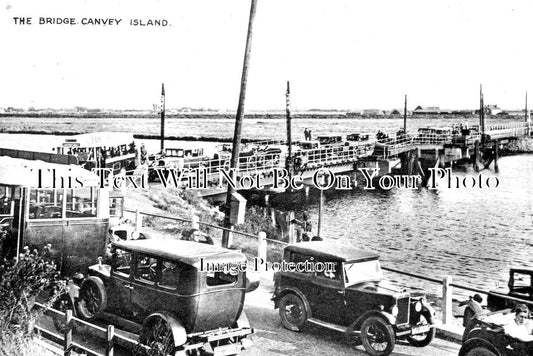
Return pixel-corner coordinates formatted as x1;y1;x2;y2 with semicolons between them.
273;287;313;319
234;311;250;329
351;310;396;331
143;312;187;347
421;300;435;317
459;337;502;356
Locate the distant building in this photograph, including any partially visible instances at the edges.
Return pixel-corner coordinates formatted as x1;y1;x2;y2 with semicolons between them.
390;108;412;115
413;106;441;115
345;110;364;117
485;105;503;115
362;109;386;116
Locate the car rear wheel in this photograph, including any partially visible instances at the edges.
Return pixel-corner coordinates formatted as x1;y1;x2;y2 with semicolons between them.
464;346;498;356
76;277;107;321
360;316;395;356
140;318;175;354
407;310;435;347
279;293;307;331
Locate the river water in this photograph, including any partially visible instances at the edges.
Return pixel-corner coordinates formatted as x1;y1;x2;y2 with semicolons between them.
1;116;532;299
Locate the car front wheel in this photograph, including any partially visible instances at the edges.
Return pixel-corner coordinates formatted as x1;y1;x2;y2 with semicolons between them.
407;310;435;347
360;316;395;356
76;277;107;321
464;346;498;356
279;293;307;331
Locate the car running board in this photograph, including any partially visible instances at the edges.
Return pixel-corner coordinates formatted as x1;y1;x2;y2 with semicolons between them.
307;318;352;334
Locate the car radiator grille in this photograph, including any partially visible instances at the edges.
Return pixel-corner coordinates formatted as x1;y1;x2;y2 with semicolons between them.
396;297;410;325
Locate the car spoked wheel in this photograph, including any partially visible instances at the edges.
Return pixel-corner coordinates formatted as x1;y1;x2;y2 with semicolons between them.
141;318;175;355
407;310;435;347
360;316;395;356
279;293;307;331
464;347;498;356
76;277;107;321
52;294;76;333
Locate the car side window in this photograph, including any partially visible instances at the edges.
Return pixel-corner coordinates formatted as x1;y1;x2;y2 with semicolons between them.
134;254;159;283
315;261;341;281
112;248;132;277
159;260;180;289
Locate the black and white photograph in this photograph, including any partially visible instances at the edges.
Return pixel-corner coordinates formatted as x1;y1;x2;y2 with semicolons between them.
1;1;533;355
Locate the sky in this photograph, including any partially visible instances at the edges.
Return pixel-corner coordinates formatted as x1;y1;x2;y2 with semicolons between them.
2;0;533;111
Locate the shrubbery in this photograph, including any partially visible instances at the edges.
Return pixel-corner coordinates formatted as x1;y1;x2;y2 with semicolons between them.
0;245;66;354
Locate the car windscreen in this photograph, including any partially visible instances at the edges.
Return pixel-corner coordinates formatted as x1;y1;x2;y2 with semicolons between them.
344;259;383;286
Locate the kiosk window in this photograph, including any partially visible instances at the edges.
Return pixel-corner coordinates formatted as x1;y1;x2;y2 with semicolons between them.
29;189;64;219
66;188;97;218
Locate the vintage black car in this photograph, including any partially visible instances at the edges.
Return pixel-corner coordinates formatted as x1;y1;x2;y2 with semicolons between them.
57;239;255;355
272;242;435;356
488;269;533;312
460;310;533;356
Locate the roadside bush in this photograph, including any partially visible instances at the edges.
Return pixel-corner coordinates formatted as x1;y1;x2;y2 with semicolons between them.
0;245;66;336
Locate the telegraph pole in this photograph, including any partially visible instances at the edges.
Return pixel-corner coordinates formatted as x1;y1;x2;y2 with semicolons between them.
479;84;485;143
285;81;293;173
403;94;407;134
222;0;258;248
160;83;166;153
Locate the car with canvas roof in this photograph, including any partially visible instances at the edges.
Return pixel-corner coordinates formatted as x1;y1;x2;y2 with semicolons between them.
272;241;435;356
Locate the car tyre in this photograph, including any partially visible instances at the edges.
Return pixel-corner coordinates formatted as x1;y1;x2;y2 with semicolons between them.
279;293;307;331
407;310;435;347
360;316;395;356
464;346;498;356
140;317;175;354
76;276;107;321
52;294;77;333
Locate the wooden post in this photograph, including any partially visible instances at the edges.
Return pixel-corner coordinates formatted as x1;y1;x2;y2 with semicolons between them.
257;231;267;274
106;325;114;356
222;0;258;248
288;211;295;244
191;215;199;230
135;209;142;231
473;141;479;171
63;310;72;356
442;276;453;325
494;141;499;173
317;188;324;239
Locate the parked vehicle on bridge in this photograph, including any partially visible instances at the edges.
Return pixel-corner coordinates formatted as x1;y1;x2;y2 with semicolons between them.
459;310;533;356
272;242;435;356
487;269;533;312
147;147;209;182
346;133;372;142
54;132;139;174
62;239;255;355
316;135;344;146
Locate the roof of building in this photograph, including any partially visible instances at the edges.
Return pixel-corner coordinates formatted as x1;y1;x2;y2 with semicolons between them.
285;241;380;262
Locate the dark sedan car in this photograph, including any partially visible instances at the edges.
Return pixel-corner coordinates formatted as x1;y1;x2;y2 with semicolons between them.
488;269;533;312
272;242;435;356
58;239;254;355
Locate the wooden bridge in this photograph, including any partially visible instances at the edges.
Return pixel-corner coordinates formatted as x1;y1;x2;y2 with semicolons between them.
141;121;532;197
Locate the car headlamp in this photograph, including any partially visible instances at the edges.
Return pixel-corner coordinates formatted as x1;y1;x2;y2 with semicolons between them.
391;305;399;316
415;301;422;312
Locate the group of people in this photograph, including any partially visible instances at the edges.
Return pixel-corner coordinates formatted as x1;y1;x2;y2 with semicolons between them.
303;128;312;141
291;212;322;242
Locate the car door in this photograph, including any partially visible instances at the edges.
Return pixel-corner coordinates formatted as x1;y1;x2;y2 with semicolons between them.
130;253;161;321
307;260;346;325
109;247;134;316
